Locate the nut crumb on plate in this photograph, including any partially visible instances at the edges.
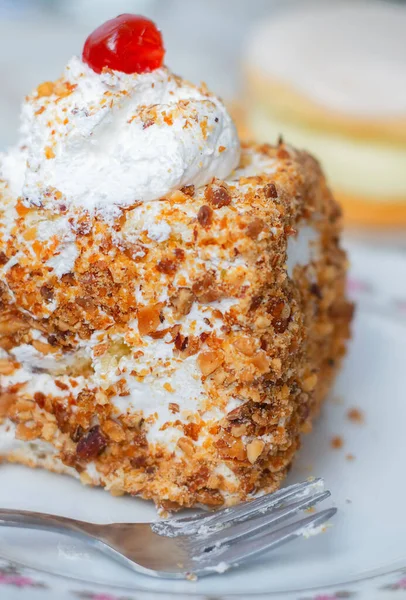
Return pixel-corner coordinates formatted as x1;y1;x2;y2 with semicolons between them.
347;408;364;424
331;436;344;450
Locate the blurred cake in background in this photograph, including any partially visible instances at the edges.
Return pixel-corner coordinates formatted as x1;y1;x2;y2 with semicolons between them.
244;1;406;227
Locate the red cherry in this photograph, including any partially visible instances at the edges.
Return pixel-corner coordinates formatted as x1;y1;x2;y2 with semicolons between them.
82;14;165;75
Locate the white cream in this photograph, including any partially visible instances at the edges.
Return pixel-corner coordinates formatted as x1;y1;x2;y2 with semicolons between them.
11;344;58;371
46;242;79;277
1;363;84;398
286;225;319;278
247;0;406;117
9;344;88;378
118;201;172;245
2;211;79;278
0;420;21;455
0;194;16;245
0;146;26;199
0;419;78;479
10;57;239;214
91;328;206;453
213;463;240;486
84;462;101;485
0;420;53;457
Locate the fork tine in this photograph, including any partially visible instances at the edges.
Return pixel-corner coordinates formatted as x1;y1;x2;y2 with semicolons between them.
196;508;337;574
197;491;330;549
164;479;324;535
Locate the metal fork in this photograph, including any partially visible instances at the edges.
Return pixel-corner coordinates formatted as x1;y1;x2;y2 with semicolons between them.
0;478;336;579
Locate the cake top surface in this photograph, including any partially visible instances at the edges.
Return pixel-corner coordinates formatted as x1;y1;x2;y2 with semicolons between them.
246;0;406;117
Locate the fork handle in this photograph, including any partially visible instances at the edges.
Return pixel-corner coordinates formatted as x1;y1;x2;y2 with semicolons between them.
0;509;98;540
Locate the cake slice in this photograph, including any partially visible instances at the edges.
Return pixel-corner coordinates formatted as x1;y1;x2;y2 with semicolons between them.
0;140;352;508
0;15;352;509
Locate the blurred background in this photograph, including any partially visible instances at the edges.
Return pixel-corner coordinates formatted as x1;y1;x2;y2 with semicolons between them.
0;0;405;239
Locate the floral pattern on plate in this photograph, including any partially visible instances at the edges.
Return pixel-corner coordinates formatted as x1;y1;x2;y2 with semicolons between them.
1;558;406;600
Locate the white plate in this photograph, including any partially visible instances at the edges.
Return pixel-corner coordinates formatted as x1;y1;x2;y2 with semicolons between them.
0;240;406;600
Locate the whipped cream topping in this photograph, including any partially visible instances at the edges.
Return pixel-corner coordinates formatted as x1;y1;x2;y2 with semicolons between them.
10;57;240;213
247;0;406;116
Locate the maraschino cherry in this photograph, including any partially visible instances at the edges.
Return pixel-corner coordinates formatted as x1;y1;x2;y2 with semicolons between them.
82;14;165;75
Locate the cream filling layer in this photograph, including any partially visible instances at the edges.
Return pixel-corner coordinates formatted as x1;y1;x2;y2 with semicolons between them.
0;419;58;461
248;107;406;201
